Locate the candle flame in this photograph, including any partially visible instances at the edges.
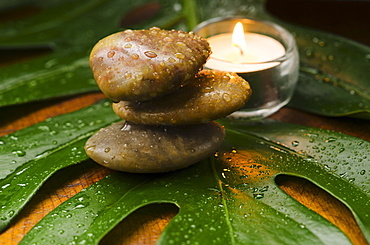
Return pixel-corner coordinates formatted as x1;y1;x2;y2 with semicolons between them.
232;22;248;56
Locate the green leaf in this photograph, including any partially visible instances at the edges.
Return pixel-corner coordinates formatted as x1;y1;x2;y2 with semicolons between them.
0;51;97;106
0;0;182;106
18;119;369;244
181;0;199;30
0;99;120;232
259;8;370;118
286;26;370;119
222;119;370;237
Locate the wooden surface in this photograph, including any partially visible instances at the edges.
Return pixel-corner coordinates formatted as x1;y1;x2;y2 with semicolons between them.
1;1;370;244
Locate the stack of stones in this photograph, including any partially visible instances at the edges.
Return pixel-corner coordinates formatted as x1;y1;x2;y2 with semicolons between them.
84;27;252;173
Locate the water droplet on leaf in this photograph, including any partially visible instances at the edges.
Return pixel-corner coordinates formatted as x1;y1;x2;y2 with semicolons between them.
12;150;26;157
291;140;299;147
253;193;264;199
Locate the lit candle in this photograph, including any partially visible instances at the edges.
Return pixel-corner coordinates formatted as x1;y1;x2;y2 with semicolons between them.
205;22;286;72
194;17;299;119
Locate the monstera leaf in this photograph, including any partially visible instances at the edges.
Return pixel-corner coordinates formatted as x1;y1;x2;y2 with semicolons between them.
0;99;120;232
0;0;369;118
0;0;182;107
261;3;370;119
0;99;369;243
0;0;369;244
5;115;366;245
281;24;370;119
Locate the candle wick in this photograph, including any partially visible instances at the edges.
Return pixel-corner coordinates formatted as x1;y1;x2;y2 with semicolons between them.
233;43;244;56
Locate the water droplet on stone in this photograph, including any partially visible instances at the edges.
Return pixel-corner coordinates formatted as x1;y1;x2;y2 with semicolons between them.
204;86;214;92
107;50;115;58
144;51;157;58
176;41;186;47
85;145;96;152
175;53;185;59
168;57;176;63
164;37;173;42
131;54;139;59
222;93;231;102
153;72;160;79
124;72;132;79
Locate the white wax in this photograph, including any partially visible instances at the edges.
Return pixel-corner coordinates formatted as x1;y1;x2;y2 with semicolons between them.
206;33;285;73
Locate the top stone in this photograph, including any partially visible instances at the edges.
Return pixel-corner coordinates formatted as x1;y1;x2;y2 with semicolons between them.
89;27;211;102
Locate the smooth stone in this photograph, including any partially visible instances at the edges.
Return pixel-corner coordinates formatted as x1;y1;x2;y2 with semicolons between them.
113;69;252;125
84;120;225;173
90;27;210;102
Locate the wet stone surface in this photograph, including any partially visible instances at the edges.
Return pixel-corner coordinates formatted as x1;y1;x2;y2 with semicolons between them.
89;27;211;102
84;121;225;173
113;70;252;125
86;28;251;173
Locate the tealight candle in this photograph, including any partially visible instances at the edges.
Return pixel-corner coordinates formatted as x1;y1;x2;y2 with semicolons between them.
194;17;299;119
207;22;285;72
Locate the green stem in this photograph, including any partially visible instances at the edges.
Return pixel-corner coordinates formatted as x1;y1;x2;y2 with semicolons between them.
182;0;199;31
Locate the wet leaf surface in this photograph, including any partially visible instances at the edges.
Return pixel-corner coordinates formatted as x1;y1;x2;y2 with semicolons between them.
0;0;182;106
261;2;370;119
0;0;370;244
0;99;120;232
16;118;369;244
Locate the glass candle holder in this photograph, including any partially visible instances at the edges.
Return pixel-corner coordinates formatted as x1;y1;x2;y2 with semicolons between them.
193;17;299;120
